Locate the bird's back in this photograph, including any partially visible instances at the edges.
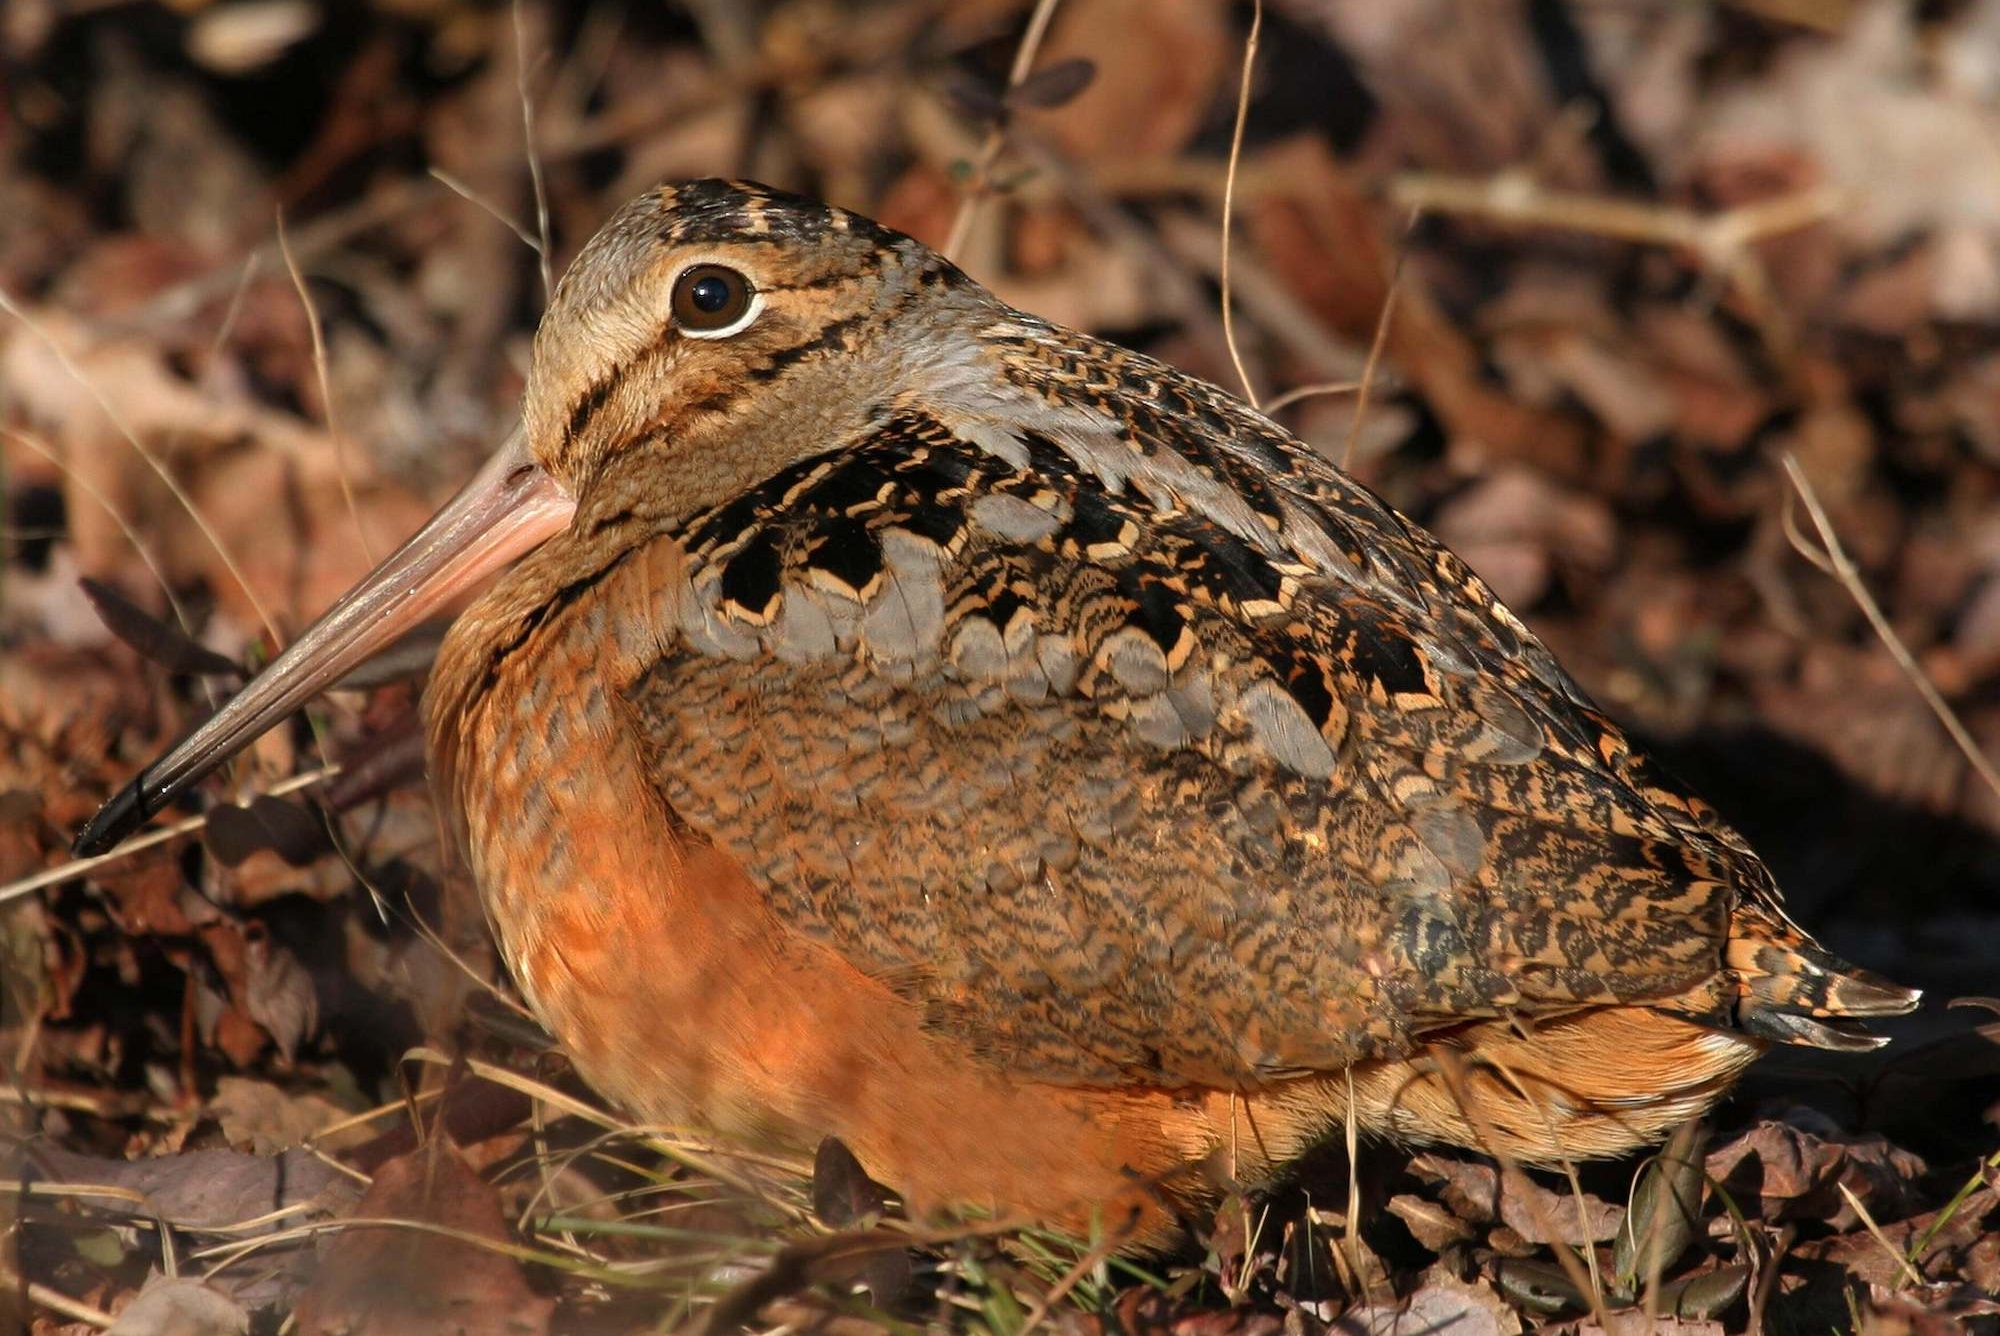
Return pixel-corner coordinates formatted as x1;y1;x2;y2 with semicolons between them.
604;309;1917;1087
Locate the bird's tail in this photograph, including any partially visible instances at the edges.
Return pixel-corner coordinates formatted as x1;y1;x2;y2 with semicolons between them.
1725;899;1921;1051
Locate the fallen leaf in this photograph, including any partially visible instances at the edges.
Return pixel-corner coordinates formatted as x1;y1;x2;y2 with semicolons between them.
106;1275;249;1336
30;1145;360;1229
203;797;333;868
80;577;242;679
1336;1273;1523;1335
240;929;317;1064
29;1146;361;1311
812;1135;889;1228
1409;1152;1622;1248
1386;1192;1474;1251
210;1076;366;1155
1707;1108;1927;1228
293;1141;552;1336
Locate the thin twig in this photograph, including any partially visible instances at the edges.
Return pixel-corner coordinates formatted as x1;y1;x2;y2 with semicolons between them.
276;210;375;566
0;290;284;649
1262;380;1363;414
429;169;545;255
1389;173;1841;262
942;0;1065;261
0;767;336;909
1341;220;1409;471
1837;1183;1924;1289
513;0;555;301
1781;453;2000;803
2;427;184;629
1218;0;1262;408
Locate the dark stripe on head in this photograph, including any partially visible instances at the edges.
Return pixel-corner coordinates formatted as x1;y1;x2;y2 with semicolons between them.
656;179;908;253
746;309;870;383
555;272;897;462
562;373;617;453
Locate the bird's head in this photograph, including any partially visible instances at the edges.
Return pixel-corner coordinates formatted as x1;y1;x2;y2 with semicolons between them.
522;179;989;529
72;180;980;854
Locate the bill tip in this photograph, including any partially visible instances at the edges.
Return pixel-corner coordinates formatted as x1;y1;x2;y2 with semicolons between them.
72;782;151;858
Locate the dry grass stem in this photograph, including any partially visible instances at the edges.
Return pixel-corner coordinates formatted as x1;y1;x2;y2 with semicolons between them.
1909;1144;2000;1263
0;766;338;909
1341;226;1408;472
1781;453;2000;804
1837;1183;1924;1289
1013;1229;1123;1336
1218;0;1263;408
276;210;376;566
398;1047;814;1203
513;0;555;300
0;289;284;648
7;1270;114;1330
942;0;1066;261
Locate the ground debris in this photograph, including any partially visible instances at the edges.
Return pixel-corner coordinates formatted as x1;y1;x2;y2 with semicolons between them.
4;1;1998;1331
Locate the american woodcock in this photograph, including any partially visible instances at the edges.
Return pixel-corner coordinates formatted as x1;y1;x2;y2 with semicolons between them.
77;180;1919;1250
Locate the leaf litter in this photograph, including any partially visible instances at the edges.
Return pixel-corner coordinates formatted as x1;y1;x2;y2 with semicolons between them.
2;1;1998;1332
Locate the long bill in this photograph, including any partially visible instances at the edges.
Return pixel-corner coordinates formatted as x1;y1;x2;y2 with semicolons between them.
72;430;576;857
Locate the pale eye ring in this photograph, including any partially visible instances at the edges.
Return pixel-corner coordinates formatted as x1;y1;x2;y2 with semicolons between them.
671;264;757;335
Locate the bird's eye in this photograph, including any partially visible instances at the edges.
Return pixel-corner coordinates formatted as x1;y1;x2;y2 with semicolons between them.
670;265;755;335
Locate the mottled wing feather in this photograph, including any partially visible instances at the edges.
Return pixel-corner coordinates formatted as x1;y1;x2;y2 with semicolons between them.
624;374;1748;1089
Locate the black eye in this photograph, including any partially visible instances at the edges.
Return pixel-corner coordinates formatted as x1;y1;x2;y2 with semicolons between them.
671;265;754;333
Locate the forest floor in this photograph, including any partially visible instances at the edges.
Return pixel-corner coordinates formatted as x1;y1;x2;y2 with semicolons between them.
2;1;1998;1332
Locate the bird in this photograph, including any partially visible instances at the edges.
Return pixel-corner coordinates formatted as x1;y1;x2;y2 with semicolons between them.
75;179;1919;1252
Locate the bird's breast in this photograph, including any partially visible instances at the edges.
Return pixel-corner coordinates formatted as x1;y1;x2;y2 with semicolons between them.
414;526;1238;1233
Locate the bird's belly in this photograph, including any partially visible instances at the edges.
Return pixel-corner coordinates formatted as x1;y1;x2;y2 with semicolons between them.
432;582;1227;1242
448;616;863;1143
422;530;1766;1248
455;697;1233;1243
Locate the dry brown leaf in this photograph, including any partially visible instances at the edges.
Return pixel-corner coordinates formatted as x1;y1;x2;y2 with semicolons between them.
1433;467;1617;609
30;1145;361;1230
209;1077;365;1156
238;929;318;1064
1386;1193;1475;1251
1707;1109;1927;1229
1408;1152;1623;1247
293;1141;552;1336
1334;1271;1523;1336
106;1275;250;1336
1023;0;1226;164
